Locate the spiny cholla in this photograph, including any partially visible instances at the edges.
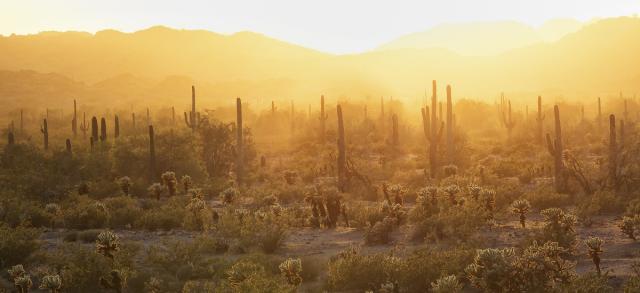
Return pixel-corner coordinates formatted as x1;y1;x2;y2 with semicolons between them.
619;215;640;240
39;274;62;293
467;183;482;201
226;261;264;288
279;258;303;286
117;176;132;196
161;171;177;196
442;184;461;205
96;230;120;259
510;199;531;228
14;275;33;293
181;175;192;193
8;264;26;280
148;183;164;200
431;275;463;293
585;236;604;275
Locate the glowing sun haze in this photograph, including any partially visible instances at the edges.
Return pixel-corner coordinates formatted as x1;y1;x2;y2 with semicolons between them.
2;0;639;53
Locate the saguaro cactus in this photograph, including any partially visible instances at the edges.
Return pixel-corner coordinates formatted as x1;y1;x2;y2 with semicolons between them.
66;139;72;155
501;94;516;139
132;112;136;131
7;131;15;145
72;99;78;137
337;104;347;191
236;98;244;186
184;86;200;131
391;114;399;146
597;97;602;130
446;85;454;163
536;96;545;144
114;115;120;138
421;80;444;178
319;95;328;142
546;105;565;192
41;118;49;150
624;98;629;121
149;125;156;182
100;118;107;142
609;114;618;190
91;117;99;142
79;112;88;138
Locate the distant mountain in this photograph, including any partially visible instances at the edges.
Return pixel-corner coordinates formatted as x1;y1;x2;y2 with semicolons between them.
0;17;639;113
376;19;584;55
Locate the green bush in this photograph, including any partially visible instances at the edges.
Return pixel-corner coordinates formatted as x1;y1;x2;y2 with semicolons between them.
326;247;401;292
63;195;110;229
524;186;571;210
0;223;40;268
104;196;142;228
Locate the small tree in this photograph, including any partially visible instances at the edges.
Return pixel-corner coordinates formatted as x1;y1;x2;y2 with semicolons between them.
510;199;531;228
586;236;604;275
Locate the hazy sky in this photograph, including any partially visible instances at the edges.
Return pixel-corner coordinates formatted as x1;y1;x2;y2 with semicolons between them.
2;0;639;53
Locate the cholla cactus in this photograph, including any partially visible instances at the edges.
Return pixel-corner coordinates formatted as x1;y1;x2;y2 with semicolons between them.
480;189;496;216
431;275;463;293
188;188;204;199
467;183;482;201
510;199;531;228
442;184;461;205
226;261;264;288
187;197;207;213
466;248;516;292
619;215;640;240
39;274;62;293
117;176;132;196
44;203;62;229
220;187;237;204
181;175;192;193
148;183;164;200
14;275;33;293
279;258;303;286
161;171;177;196
540;208;577;249
96;230;120;259
144;277;162;293
585;236;604;275
387;184;406;205
8;264;26;280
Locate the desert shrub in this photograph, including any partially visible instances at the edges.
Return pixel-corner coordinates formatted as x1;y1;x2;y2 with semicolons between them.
523;186;571;210
563;272;613;293
626;198;640;216
326;247;401;292
410;197;488;243
63;195;110;229
364;216;395;245
398;247;474;293
619;215;640;240
217;260;294;292
77;229;101;243
241;210;287;253
194;234;229;254
104;196;142;228
0;223;40;268
183;197;214;231
135;197;187;230
43;242;136;293
299;256;324;283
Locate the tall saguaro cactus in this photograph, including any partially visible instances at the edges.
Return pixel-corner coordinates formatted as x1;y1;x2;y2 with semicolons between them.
149;125;156;182
7;131;15;145
114;115;120;138
501;95;516;139
66;139;72;155
391;114;399;146
100;118;107;142
597;97;602;130
422;80;444;178
446;85;453;163
72;99;78;137
546;105;565;192
91;117;99;143
184;86;200;131
536;96;545;144
319;95;328;142
337;104;347;192
380;97;385;131
609;114;618;190
79;112;88;138
41;119;49;150
236;98;244;186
